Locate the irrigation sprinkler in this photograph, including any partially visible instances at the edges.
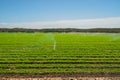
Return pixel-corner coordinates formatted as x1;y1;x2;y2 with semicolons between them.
53;41;56;50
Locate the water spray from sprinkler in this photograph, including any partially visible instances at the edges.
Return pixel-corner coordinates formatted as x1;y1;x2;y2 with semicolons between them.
53;41;56;50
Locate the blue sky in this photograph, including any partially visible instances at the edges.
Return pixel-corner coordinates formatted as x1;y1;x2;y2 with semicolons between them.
0;0;120;22
0;0;120;28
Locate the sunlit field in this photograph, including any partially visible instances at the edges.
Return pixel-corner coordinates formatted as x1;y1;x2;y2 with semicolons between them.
0;32;120;74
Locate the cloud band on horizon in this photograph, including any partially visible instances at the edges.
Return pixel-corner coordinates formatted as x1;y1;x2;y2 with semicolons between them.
0;17;120;29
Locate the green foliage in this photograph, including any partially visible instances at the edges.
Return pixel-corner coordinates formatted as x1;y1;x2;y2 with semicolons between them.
0;32;120;73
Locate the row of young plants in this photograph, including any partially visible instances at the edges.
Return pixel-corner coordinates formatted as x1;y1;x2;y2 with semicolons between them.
0;68;120;73
0;64;120;69
0;58;120;62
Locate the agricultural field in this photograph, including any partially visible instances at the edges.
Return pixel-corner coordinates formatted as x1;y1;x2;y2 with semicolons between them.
0;32;120;77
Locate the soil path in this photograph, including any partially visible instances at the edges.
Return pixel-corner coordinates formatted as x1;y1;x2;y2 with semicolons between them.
0;77;120;80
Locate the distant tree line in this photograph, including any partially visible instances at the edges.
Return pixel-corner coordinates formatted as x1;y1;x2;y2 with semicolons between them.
0;28;120;33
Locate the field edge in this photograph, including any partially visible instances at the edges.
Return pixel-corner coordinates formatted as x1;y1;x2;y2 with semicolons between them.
0;73;120;78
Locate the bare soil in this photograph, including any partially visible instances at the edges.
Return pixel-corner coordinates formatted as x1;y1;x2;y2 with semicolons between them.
0;73;120;80
1;77;120;80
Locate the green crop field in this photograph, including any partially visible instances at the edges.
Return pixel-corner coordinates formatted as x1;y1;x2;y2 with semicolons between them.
0;32;120;74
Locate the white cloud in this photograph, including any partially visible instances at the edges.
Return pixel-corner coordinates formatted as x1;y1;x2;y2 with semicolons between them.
0;17;120;29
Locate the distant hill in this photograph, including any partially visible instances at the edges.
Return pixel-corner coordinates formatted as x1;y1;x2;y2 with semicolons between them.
0;28;120;33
